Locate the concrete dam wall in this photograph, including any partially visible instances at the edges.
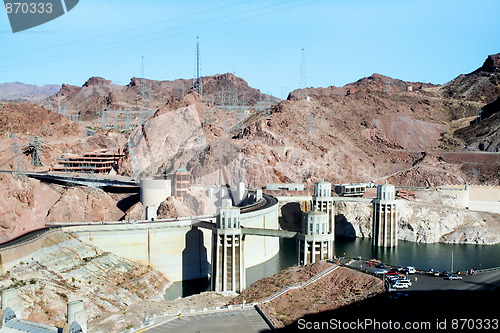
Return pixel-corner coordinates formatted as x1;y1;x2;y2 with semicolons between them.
61;199;280;283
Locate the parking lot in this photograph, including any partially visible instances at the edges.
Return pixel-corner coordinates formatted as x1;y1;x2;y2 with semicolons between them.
140;307;271;333
345;259;500;291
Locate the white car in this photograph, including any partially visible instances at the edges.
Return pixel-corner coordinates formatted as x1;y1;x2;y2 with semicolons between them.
395;279;412;286
405;266;416;274
446;274;463;280
374;269;389;275
392;283;409;289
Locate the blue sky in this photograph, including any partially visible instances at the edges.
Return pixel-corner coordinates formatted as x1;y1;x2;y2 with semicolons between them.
0;0;499;99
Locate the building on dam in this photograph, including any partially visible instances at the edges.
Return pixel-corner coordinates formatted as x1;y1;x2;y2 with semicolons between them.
297;209;334;265
372;181;398;247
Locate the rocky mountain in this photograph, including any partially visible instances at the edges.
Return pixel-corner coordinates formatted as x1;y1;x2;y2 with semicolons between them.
446;53;500;152
0;102;84;138
46;73;278;120
0;54;497;189
0;82;60;102
440;53;500;104
288;73;437;100
0;173;125;242
121;54;499;187
455;111;500;152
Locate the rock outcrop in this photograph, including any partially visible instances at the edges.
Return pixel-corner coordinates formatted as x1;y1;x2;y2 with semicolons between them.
0;174;126;241
156;197;178;219
0;232;170;332
121;201;145;221
332;196;500;244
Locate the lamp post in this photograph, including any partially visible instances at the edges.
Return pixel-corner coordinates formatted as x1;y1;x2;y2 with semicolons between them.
451;251;454;273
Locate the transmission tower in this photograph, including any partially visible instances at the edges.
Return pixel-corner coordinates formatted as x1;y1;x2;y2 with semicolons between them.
10;134;25;178
57;92;66;116
193;36;203;96
385;81;391;94
307;113;315;135
140;56;146;101
28;136;44;167
298;47;307;100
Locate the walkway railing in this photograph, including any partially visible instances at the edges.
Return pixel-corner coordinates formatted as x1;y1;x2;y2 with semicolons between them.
132;263;340;332
476;266;500;273
262;264;339;303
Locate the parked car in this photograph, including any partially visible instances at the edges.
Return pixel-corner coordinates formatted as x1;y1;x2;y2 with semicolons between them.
386;270;399;276
374;269;388;275
440;271;449;277
397;265;404;271
392;282;409;289
395;278;412;286
405;266;416;274
427;269;440;276
376;263;386;268
446;274;463;280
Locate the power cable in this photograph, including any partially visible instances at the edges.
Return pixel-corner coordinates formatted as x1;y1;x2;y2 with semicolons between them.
0;0;254;60
0;0;325;74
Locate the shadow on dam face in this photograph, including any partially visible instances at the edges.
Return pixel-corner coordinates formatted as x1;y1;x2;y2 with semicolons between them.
334;213;357;238
280;202;303;232
182;226;210;297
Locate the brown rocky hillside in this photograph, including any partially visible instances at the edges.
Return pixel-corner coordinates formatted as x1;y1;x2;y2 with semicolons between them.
45;73;278;121
440;53;500;104
122;55;499;187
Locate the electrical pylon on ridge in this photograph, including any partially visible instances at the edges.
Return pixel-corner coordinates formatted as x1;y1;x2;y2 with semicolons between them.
193;36;203;96
298;47;307;100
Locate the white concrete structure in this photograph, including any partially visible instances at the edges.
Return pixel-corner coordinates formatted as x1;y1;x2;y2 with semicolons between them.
140;178;171;220
61;194;280;284
236;182;247;204
312;180;335;235
372;182;398;247
256;189;263;201
213;207;245;293
0;289;21;320
437;185;469;208
0;289;86;333
265;183;305;191
65;300;87;333
297;210;333;264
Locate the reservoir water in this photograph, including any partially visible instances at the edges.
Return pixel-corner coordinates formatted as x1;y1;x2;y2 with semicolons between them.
165;237;500;300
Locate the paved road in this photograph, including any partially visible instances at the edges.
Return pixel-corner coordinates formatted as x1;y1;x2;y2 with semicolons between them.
140;308;270;333
346;259;500;291
0;227;57;249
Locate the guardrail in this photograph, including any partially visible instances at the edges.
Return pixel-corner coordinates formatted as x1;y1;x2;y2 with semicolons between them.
130;302;260;333
239;198;267;213
0;227;60;250
255;304;278;331
262;264;339;303
476;267;500;273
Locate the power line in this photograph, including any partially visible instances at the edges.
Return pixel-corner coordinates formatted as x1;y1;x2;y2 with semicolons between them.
0;0;325;74
0;0;255;61
1;1;293;70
